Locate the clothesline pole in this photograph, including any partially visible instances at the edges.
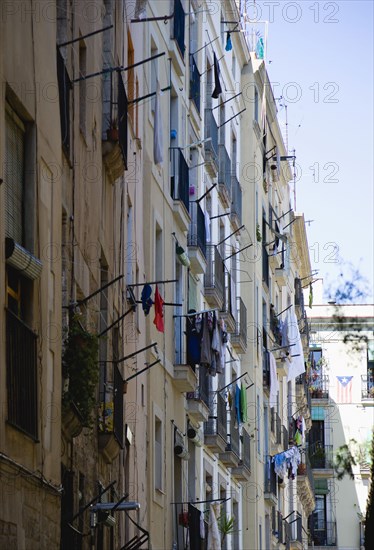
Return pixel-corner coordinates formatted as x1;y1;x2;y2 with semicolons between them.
135;300;182;307
216;372;248;394
217;225;245;246
124;359;161;383
275;304;293;317
127;279;177;287
173;308;220;318
117;342;157;364
193;183;217;204
277;208;293;221
98;306;135;337
269;343;296;352
170;496;231;505
211;92;243;110
223;242;253;261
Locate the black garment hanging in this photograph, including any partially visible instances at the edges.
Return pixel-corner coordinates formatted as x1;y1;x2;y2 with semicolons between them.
211;53;222;99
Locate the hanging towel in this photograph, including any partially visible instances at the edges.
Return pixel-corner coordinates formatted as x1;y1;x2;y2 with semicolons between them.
235;384;242;425
153;79;163;165
225;32;232;51
269;352;279;408
200;313;212;366
141;284;153;315
287;310;305;381
294;429;302;446
240;382;247;423
211;53;222;99
204;210;211;242
189;503;202;550
186;314;202;366
207;503;221;550
153;285;164;332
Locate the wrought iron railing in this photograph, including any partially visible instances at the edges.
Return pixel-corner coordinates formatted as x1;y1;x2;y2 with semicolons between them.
229;410;240;457
218;144;231;195
173;0;185;58
204;109;219;159
264;456;277;496
242;428;251;471
309;374;329;399
309;521;337;546
263;347;270;389
57;47;71;156
170;147;190;213
190;56;200;113
262;245;269;286
361;374;374;399
187;365;210;408
297;453;315;493
118;71;128;168
98;363;124;447
275;412;282;445
231;174;242;225
204;245;224;300
205;392;227;441
6;308;38;438
309;443;334;469
231;297;247;351
283;425;289;451
188;202;207;259
277;511;284;544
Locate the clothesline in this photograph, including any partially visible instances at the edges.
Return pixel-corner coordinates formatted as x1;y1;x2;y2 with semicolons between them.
170;497;230;506
173;308;220;318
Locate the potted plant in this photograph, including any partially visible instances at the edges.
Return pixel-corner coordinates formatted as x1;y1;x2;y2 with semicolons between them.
62;314;99;428
256;223;262;243
218;514;237;546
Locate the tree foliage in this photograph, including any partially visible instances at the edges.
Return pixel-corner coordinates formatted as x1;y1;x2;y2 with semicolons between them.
324;258;370;304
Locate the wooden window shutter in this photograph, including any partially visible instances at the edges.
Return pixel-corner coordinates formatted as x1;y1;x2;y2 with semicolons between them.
5;106;25;245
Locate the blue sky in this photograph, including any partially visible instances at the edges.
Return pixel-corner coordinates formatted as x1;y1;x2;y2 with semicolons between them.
259;0;374;301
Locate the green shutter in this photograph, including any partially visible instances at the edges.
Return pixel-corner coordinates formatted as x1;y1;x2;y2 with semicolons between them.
312;406;325;420
315;479;329;494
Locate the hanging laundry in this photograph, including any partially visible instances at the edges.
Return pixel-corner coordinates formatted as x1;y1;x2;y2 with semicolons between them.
225;31;232;51
240;382;247;422
255;34;264;59
211;53;222;99
294;429;302;446
153;79;163;165
153;285;164;332
228;389;233;409
188;504;202;550
134;0;147;19
141;284;153;315
200;313;212;366
207;503;221;550
301;417;306;446
272;446;301;479
204;210;211;242
269;352;279;408
235;384;242;425
286;309;305;381
211;313;222;375
186;312;202;366
219;319;228;372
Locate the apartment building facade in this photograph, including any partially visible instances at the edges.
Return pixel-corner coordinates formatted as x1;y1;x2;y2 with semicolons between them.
1;1;317;549
307;300;374;550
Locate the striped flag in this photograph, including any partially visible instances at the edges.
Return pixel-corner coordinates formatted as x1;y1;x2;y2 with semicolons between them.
336;376;353;403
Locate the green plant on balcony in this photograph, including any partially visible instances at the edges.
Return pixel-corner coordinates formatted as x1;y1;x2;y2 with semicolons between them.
218;514;237;545
62;314;99;427
256;223;262;242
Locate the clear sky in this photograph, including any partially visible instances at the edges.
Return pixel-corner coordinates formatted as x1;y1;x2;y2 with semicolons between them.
253;0;374;301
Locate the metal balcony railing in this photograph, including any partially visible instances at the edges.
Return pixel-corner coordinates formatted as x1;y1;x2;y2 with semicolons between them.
270;306;282;346
228;411;240;457
218;144;231;195
263;347;270;389
173;0;185;58
296;372;312;411
118;71;128;168
242;428;251;471
204;109;219;159
190;56;200;113
188;202;207;259
264;457;277;496
6;308;38;438
297;453;315;493
295;277;305;310
231;297;247;351
275;412;282;445
204;245;224;301
189;366;210;408
230;174;242;225
262;245;269;286
309;374;329;399
309;443;334;469
170;147;190;213
205;392;227;441
99;364;124;447
277;511;284;544
57;48;71;156
309;521;337;546
361;374;374;399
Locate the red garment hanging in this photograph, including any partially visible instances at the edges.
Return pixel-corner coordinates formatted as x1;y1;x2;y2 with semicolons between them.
153;285;164;333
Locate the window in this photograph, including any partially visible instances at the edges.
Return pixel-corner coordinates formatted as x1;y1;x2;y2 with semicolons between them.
173;0;185;58
5;106;25;244
150;40;158;113
154;416;163;491
127;31;135;125
254;87;259;123
79;41;87;135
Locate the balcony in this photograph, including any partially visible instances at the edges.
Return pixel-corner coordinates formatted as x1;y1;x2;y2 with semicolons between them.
309;521;337;547
186;366;210;422
310;375;329;400
98;364;124;463
220;271;236;333
297;455;316;516
6;308;38;439
271;409;282;446
295;277;305;314
264;457;278;504
270;306;282;346
309;444;334;472
190;56;200;114
204;393;227;453
231;297;247;353
296;373;312;429
170;147;190;231
170;0;185;74
299;310;310;351
219;412;240;467
218;144;231;208
188;202;207;274
57;48;71;157
173;364;197;393
232;428;251;481
287;513;303;549
204;109;219;176
230;174;242;230
204;245;225;309
274;266;287;286
361;374;374;400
